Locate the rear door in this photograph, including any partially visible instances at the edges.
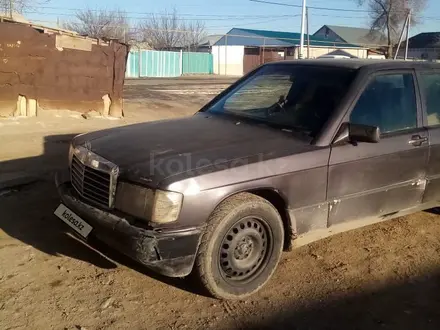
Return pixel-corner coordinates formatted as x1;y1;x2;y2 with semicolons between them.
417;70;440;204
328;70;429;226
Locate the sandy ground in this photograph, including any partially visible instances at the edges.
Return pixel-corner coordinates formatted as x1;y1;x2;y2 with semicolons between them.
1;77;440;330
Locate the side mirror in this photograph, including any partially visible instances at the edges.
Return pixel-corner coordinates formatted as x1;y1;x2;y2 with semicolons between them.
334;123;380;145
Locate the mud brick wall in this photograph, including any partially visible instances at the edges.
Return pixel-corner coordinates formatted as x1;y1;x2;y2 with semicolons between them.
0;21;128;117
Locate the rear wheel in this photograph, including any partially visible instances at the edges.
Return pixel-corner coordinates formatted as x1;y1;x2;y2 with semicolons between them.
194;193;284;300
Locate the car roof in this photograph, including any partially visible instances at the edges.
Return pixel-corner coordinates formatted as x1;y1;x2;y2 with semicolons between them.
267;59;440;71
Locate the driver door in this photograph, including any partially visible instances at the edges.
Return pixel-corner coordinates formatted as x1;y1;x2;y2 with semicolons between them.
327;71;428;226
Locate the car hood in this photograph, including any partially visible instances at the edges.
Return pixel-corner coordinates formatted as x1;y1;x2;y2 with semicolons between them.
73;113;314;187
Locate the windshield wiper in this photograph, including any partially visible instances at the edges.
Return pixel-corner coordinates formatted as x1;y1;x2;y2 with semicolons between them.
257;120;312;136
266;95;286;117
212;109;312;137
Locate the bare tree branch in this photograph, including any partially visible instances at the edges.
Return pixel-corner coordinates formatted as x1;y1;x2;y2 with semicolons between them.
0;0;49;16
136;9;206;50
182;20;207;51
356;0;427;58
63;8;130;42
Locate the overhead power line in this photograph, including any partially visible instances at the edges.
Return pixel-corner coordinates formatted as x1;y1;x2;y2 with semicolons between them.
25;4;440;22
24;6;293;19
250;0;370;12
23;10;295;21
249;0;418;14
29;16;296;31
207;16;298;29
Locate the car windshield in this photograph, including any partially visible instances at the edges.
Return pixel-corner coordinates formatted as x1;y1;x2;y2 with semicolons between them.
205;64;356;138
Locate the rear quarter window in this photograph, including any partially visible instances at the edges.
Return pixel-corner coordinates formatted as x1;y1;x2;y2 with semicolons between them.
420;73;440;126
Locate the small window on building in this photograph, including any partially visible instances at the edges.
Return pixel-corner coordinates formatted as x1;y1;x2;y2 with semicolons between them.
287;48;295;56
244;47;260;56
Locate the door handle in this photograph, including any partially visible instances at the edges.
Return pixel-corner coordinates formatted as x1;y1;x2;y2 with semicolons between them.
408;135;428;146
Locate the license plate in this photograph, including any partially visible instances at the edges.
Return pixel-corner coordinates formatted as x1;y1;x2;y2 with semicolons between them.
54;204;93;238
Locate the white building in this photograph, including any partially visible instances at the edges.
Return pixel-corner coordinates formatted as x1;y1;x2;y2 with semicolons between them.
211;28;369;76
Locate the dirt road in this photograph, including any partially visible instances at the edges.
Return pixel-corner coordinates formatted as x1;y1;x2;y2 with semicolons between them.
1;77;440;330
2;180;440;330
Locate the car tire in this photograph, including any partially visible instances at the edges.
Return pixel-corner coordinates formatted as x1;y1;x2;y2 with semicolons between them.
194;192;284;300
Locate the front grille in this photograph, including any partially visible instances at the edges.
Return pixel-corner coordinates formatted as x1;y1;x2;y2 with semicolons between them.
71;155;112;208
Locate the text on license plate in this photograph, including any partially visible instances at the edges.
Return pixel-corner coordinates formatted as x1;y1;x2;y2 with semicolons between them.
54;204;93;238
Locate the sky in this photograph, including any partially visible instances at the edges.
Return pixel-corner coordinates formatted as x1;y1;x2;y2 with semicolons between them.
25;0;440;36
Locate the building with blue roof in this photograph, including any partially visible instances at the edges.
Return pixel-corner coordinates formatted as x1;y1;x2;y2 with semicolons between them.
211;28;369;75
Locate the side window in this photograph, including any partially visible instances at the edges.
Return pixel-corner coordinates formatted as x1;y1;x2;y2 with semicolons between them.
420;73;440;126
350;73;417;134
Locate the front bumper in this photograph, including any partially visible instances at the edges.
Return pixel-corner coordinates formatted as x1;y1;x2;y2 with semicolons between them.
55;170;202;277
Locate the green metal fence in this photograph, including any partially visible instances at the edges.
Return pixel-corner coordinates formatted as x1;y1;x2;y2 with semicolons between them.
126;50;213;78
126;50;140;78
182;52;214;75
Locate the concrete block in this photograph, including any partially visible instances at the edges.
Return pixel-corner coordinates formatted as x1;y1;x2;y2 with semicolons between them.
102;94;111;117
14;95;27;116
55;35;92;52
27;98;37;116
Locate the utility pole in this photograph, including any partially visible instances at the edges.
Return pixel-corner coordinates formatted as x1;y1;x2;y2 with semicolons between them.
299;0;306;59
9;0;13;19
394;10;411;60
306;7;310;59
405;10;411;60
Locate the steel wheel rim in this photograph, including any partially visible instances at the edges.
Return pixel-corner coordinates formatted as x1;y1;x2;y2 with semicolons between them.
218;216;273;284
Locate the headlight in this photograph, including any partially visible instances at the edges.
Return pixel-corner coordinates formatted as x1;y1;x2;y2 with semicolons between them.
115;182;154;220
115;182;183;224
68;143;74;164
152;190;183;224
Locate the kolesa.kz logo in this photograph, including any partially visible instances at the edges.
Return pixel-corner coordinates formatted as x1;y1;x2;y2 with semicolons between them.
62;210;84;231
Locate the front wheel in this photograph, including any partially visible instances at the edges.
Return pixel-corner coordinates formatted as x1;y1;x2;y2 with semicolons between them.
194;193;284;300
